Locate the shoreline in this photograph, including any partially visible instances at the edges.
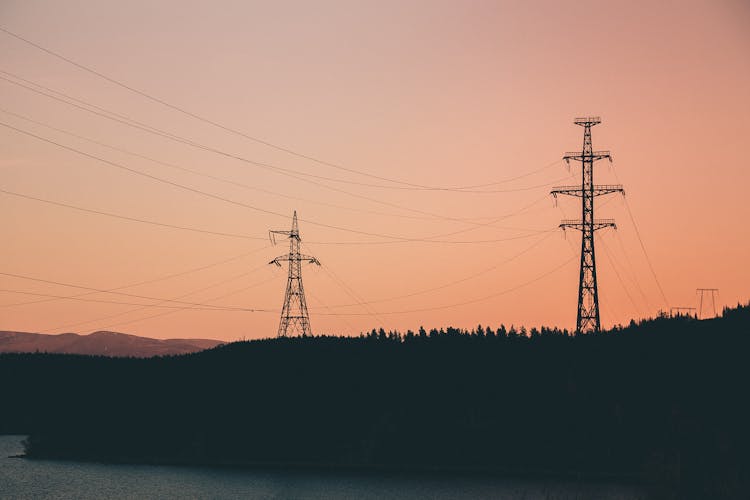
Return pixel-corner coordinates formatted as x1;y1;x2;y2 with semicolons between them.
16;450;645;485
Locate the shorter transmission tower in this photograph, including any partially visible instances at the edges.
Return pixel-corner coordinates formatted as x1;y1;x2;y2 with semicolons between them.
269;211;320;337
696;288;719;319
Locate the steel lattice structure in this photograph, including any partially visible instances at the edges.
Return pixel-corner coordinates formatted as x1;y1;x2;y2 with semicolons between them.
269;211;320;337
552;117;623;332
696;288;719;319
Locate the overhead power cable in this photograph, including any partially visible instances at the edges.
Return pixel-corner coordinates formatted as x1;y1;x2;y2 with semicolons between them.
621;197;670;308
317;262;385;324
0;245;270;308
0;120;556;244
44;267;278;333
304;289;359;335
309;194;555;245
0;288;271;312
0;107;445;222
0;72;566;229
596;233;642;316
0;184;551;247
0;26;562;192
612;230;654;311
0;71;199;147
305;231;553;308
609;167;670;307
0;106;552;223
0;188;266;241
315;255;576;316
0;245;572;320
90;274;280;332
0;271;259;310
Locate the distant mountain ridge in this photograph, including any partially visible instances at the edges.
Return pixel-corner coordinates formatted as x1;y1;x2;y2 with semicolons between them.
0;330;223;357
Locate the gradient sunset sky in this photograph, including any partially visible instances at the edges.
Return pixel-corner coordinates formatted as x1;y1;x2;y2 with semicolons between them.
1;0;748;340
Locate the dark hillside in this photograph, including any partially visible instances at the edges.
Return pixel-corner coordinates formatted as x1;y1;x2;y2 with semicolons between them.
2;304;749;499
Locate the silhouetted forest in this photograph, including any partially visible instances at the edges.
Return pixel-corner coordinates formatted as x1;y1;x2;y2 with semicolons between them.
2;304;750;499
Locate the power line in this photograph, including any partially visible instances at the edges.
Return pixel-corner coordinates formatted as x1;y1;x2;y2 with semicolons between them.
307;194;555;244
304;231;554;308
301;190;556;244
0;106;481;223
0;181;553;248
318;261;386;324
610;168;670;308
0;121;448;242
596;233;642;317
48;269;278;334
315;230;556;246
0;71;201;148
0;271;259;310
0;288;270;312
0;245;270;308
0;73;566;230
0;26;564;192
612;229;654;312
0;115;553;244
0;103;559;225
0;70;561;195
2;238;574;320
305;289;359;335
93;275;280;332
622;196;670;307
0;188;266;241
0;120;557;245
315;256;576;316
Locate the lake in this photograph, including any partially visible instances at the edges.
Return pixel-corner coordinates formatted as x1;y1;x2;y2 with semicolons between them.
0;435;647;499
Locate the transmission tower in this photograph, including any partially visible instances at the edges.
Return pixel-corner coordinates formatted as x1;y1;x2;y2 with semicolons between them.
552;117;623;332
670;307;696;318
269;211;320;337
696;288;719;319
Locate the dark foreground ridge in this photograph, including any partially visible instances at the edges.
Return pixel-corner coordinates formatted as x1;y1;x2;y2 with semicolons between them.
2;305;749;499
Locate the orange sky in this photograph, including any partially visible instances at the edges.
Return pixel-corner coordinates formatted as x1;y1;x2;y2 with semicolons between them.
1;0;748;340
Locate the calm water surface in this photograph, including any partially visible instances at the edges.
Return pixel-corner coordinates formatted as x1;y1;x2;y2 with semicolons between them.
0;435;646;499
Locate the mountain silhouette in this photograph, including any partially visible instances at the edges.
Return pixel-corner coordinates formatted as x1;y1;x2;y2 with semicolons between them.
0;330;222;357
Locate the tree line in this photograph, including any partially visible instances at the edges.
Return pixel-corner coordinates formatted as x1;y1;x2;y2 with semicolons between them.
1;303;748;499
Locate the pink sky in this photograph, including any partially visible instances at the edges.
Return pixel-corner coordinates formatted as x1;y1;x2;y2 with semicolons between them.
0;0;748;340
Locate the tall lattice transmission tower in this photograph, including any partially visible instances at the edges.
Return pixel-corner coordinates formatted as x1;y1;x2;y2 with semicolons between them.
552;117;623;332
269;211;320;337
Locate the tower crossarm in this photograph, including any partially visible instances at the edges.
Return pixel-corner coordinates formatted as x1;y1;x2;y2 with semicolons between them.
563;150;612;163
551;184;624;198
269;254;321;266
574;116;601;126
670;307;696;316
559;219;616;231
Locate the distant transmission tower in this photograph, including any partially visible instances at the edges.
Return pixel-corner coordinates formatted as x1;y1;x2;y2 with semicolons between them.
269;211;320;337
670;307;696;318
696;288;719;319
552;117;623;332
